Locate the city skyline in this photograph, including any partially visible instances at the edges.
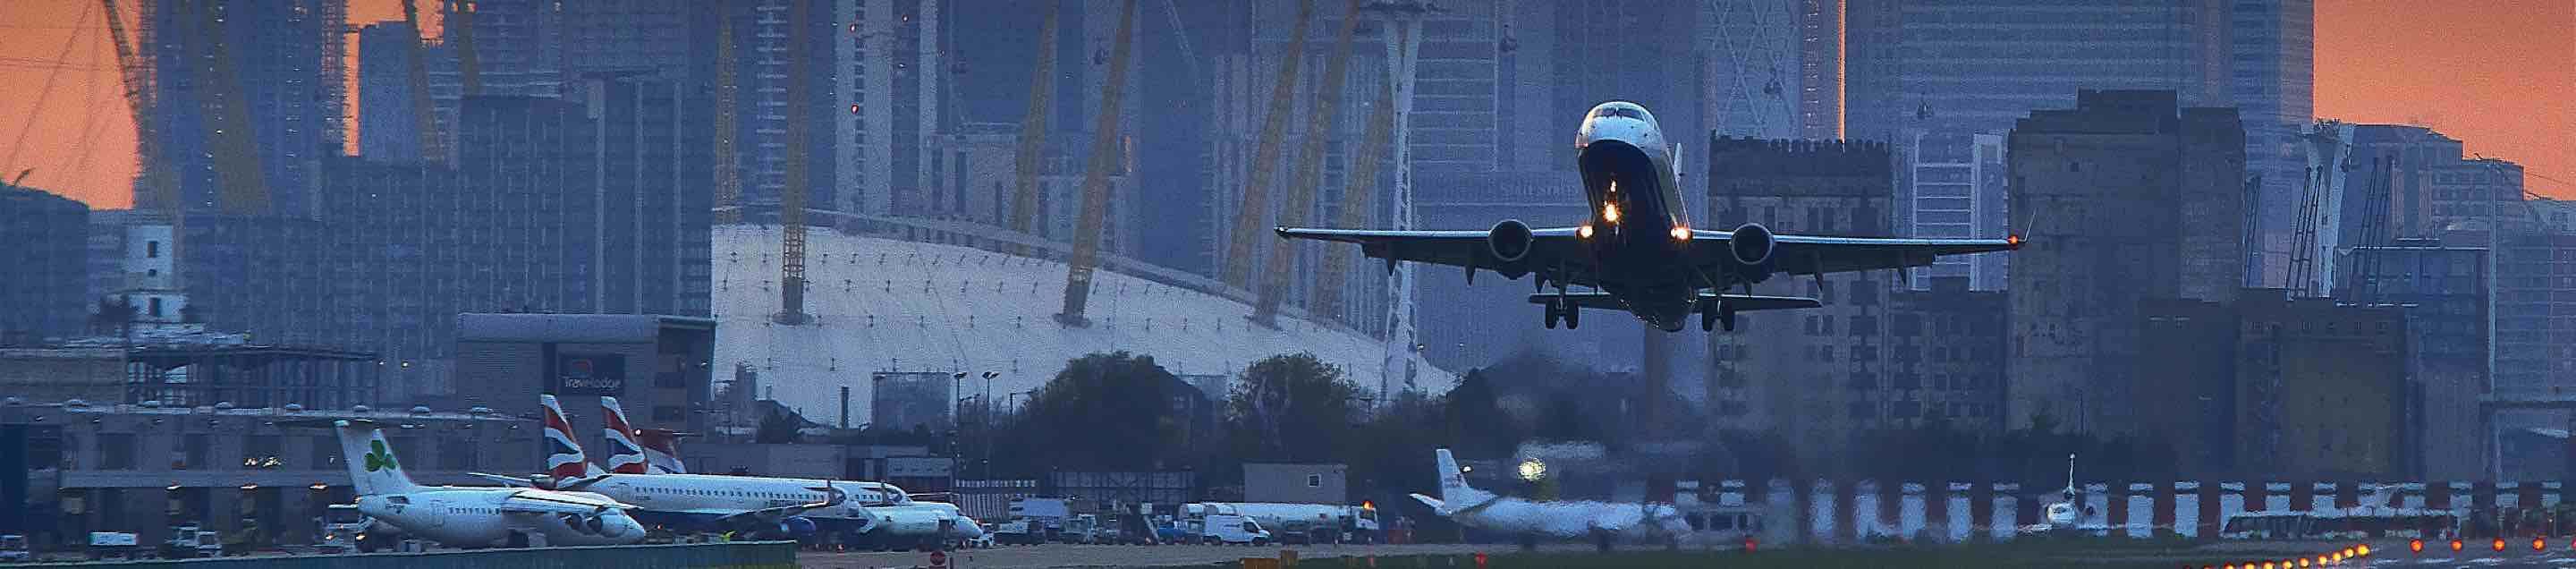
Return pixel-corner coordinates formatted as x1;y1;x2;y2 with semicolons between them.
0;0;2569;209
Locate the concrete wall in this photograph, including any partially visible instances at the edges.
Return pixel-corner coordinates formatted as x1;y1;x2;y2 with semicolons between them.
0;349;125;403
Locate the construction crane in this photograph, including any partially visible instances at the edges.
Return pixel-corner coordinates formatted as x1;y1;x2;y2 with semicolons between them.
713;17;740;224
100;0;177;216
777;0;815;325
1219;0;1318;291
1255;0;1364;327
1008;9;1061;251
1055;0;1139;327
182;0;270;215
399;0;442;162
1312;51;1400;321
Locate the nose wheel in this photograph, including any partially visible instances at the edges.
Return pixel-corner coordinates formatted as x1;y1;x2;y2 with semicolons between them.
1699;298;1736;332
1542;297;1581;329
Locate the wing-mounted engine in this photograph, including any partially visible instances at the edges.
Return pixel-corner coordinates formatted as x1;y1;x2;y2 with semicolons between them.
1485;219;1536;279
1726;223;1776;282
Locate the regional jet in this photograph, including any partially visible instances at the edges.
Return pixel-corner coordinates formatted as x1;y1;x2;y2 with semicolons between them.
1411;448;1689;552
1276;101;2021;331
294;419;647;548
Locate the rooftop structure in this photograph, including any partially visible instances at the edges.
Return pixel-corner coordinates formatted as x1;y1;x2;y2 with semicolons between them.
710;225;1449;427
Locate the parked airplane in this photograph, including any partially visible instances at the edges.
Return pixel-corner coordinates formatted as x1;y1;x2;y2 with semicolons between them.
1411;448;1687;551
1277;101;2021;332
299;419;646;548
484;396;984;549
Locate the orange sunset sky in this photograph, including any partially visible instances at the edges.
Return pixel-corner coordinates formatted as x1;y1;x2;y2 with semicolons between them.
1;1;2569;209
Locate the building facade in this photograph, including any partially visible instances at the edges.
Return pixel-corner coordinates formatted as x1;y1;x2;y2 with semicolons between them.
1702;138;1909;467
2340;238;2490;480
447;313;716;456
2005;89;2246;434
2233;292;2408;479
1901;132;2010;290
0;403;533;546
143;0;345;217
1;186;89;342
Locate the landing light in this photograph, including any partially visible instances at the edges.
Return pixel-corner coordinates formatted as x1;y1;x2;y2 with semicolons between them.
1578;225;1594;239
1670;226;1690;242
1603;202;1622;224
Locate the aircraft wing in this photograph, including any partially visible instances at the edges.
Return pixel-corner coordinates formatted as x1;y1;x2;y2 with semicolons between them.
1695;230;2021;277
1275;226;1589;275
499;489;632;514
1530;293;1821;311
1277;225;2018;284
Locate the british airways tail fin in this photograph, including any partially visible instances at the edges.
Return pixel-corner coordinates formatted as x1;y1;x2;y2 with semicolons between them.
540;395;606;480
600;396;650;474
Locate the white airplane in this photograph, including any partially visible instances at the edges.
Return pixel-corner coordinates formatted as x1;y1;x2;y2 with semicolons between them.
479;395;984;549
1411;448;1688;551
1278;100;2021;332
301;419;646;548
2017;454;2105;535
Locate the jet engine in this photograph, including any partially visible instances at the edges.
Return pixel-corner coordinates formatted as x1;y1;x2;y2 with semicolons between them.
559;512;609;535
1727;223;1776;281
777;515;819;538
1487;219;1534;263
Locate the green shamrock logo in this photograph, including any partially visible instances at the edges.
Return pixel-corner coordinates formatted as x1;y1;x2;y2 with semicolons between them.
364;440;398;472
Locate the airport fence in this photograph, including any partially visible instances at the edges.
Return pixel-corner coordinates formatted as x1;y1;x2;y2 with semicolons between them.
53;540;798;569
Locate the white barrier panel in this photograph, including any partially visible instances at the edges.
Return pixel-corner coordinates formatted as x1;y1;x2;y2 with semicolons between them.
1898;483;1929;540
1991;483;2021;542
1809;480;1838;544
1945;483;1974;543
2174;483;2201;539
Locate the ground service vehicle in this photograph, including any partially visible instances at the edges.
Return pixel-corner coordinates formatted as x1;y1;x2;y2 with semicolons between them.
990;520;1039;545
0;534;30;562
316;504;374;554
159;526;222;558
1200;514;1272;546
1189;502;1380;544
87;532;140;560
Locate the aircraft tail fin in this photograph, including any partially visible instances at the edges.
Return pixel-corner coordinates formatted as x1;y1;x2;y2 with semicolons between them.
636;429;690;474
331;420;423;496
600;396;650;474
541;395;605;480
1435;448;1471;507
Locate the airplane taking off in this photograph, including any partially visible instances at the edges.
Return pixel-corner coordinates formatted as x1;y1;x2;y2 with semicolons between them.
296;419;646;548
1411;448;1688;552
1277;101;2021;332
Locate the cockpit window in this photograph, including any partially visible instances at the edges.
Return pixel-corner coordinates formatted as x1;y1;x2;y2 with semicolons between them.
1594;106;1641;119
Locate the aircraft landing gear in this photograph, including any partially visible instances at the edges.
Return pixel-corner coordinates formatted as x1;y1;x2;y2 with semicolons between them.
1698;299;1736;332
1541;295;1580;329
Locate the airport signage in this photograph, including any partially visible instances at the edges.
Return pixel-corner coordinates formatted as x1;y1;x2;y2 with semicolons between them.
554;352;627;395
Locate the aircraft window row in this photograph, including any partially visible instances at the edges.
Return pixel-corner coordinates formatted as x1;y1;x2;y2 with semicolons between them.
644;487;817;500
449;507;497;514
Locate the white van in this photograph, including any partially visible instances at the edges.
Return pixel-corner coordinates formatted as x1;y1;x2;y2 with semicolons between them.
1199;514;1272;546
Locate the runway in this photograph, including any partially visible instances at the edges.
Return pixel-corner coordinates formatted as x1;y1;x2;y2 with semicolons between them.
793;542;1568;568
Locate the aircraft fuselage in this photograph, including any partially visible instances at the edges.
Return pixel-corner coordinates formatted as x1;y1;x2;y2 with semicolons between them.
1572;101;1699;331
